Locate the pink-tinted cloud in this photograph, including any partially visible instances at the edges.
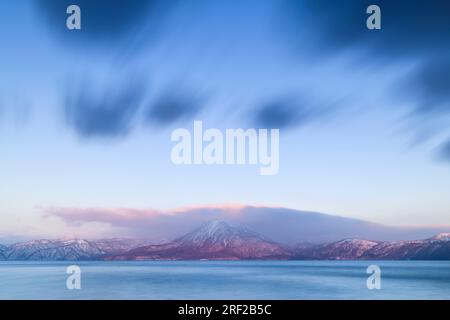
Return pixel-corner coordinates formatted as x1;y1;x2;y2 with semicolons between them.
44;205;447;244
45;205;249;242
46;207;160;224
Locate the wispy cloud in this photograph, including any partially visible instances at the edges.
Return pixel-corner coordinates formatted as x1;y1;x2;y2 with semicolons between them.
144;86;206;126
408;60;450;117
284;0;450;58
64;76;147;139
36;0;165;47
436;138;450;163
253;95;330;130
282;0;450;158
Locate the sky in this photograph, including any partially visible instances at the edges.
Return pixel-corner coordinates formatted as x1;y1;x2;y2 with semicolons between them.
1;0;450;240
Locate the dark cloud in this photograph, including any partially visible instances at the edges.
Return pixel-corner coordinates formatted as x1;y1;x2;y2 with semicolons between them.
394;60;450;153
409;60;450;116
284;0;450;109
37;0;151;37
253;97;328;130
284;0;450;57
36;0;172;48
436;139;450;162
144;88;205;126
65;77;147;139
283;0;450;161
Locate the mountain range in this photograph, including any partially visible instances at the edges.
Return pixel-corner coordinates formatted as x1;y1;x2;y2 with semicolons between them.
294;234;450;260
0;238;148;261
0;221;449;261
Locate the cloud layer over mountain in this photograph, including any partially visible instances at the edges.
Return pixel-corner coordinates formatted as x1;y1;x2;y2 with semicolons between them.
47;205;446;244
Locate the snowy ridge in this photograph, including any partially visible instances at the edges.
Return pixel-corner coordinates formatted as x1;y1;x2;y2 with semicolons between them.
297;238;380;260
429;233;450;241
0;244;7;260
0;238;149;261
296;234;450;260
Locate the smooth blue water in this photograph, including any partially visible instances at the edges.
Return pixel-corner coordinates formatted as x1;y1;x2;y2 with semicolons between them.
0;261;449;300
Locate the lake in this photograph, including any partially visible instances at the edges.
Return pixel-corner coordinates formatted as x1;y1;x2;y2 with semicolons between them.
0;261;449;299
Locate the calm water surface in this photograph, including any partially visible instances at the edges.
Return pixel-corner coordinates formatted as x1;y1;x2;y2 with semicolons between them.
0;261;449;299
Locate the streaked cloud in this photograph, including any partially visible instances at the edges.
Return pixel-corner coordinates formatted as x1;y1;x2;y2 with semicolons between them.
282;0;450;159
284;0;450;57
408;60;450;117
64;76;147;139
36;0;169;47
436;138;450;163
144;86;206;126
253;96;329;130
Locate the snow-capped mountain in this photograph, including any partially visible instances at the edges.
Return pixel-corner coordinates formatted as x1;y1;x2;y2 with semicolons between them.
362;235;450;260
295;233;450;260
429;233;450;242
107;221;291;260
296;239;380;260
0;244;7;260
1;226;449;261
0;238;149;261
89;238;149;254
5;239;104;260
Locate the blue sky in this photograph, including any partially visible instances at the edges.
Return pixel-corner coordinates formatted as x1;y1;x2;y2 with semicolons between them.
1;0;450;239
